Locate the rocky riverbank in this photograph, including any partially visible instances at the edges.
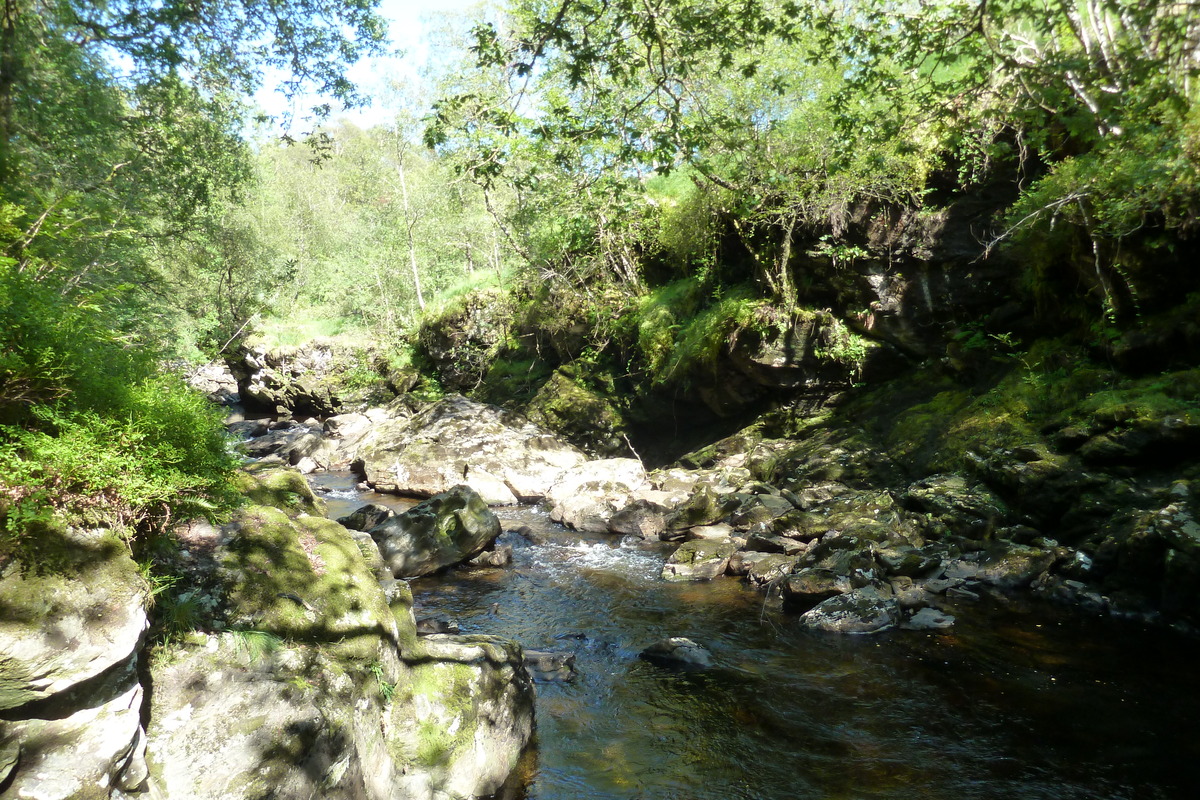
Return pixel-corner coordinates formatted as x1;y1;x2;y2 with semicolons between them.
222;359;1200;637
0;463;534;799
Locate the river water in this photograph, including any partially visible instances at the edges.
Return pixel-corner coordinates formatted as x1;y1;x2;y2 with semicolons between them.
311;473;1200;800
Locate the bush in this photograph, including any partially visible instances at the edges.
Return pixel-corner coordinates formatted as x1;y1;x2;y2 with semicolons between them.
1;267;240;560
1;375;239;547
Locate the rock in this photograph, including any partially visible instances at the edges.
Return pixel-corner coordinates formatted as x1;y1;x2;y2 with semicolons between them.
416;617;462;635
227;418;269;438
745;530;806;555
797;532;881;583
877;544;944;577
404;635;536;799
901;474;1011;536
665;485;742;533
742;553;800;586
227;344;343;417
320;412;377;465
1;678;147;799
902;607;956;630
239;422;320;459
526;366;629;456
943;542;1056;590
546;458;648;531
639;637;713;669
149;485;531;800
688;522;737;541
369;486;502;578
468;544;514;568
799;585;898;634
0;527;147;712
608;499;670;539
780;568;851;608
729;494;796;529
523;649;578;682
661;539;739;581
186;360;239;402
337;502;394;532
355;395;587;504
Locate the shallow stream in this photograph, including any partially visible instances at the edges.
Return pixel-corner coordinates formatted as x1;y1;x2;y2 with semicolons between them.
311;473;1200;800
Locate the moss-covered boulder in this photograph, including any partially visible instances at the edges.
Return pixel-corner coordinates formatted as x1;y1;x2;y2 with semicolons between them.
368;485;501;578
0;527;147;712
390;635;535;799
146;467;532;800
525;367;628;457
661;538;739;581
220;506;411;661
0;525;150;797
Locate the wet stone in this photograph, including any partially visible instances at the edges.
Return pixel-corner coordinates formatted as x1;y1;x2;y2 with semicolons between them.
523;650;578;682
639;637;713;670
902;607;956;631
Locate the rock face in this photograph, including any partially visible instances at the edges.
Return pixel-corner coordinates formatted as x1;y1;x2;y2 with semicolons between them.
369;485;502;578
0;528;148;712
228;344;342;418
403;635;536;799
355;395;588;504
0;527;151;798
1;467;534;800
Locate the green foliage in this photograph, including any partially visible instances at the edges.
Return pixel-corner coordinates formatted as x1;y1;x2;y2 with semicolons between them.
232;629;284;663
0;374;240;543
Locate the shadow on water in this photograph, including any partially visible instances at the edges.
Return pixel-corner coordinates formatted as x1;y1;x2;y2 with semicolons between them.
324;487;1200;800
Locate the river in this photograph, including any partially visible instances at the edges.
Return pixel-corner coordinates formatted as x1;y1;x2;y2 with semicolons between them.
312;473;1200;800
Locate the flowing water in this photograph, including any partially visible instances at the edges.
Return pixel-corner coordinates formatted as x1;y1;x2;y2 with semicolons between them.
310;473;1200;800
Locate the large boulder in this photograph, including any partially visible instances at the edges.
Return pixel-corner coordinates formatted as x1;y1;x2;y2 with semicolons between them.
2;678;148;799
0;527;148;712
355;395;587;504
0;526;151;798
368;485;502;578
147;469;532;800
397;635;536;799
546;458;648;532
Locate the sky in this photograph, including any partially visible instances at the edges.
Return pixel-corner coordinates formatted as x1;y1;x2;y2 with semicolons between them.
253;0;484;132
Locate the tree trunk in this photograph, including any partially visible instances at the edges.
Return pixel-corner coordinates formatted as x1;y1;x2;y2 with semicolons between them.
396;156;425;311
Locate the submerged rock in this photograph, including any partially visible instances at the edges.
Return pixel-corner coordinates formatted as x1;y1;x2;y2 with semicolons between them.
902;607;956;630
369;485;502;578
523;649;578;682
639;637;713;669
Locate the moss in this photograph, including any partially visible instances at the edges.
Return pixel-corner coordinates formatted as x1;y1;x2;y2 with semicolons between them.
525;366;627;455
233;465;321;515
408;660;479;766
221;507;406;668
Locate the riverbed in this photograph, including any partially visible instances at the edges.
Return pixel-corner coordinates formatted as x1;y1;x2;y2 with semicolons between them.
311;473;1200;800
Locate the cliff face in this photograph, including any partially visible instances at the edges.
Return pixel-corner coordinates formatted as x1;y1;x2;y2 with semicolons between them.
408;196;1200;629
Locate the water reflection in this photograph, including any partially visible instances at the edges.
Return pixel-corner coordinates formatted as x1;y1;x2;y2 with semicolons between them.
317;481;1199;800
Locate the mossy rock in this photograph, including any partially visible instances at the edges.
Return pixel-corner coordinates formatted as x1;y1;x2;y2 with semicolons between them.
234;464;322;515
222;505;411;664
0;526;147;712
525;366;628;456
